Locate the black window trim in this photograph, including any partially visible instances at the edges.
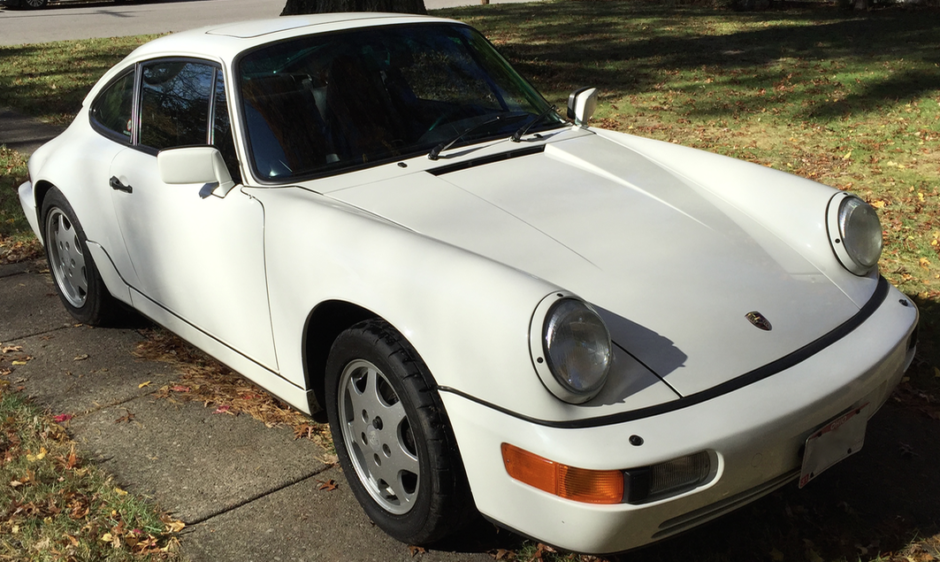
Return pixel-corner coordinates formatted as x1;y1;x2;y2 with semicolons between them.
88;66;139;147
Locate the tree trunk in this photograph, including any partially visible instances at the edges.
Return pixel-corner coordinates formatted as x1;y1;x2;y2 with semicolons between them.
281;0;427;16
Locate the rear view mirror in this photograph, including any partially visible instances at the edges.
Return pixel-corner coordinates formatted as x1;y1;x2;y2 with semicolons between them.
567;87;598;128
158;146;236;198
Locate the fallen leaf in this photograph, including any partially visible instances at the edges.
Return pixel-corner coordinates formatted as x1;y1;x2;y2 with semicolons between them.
138;381;151;388
100;533;113;543
492;549;514;560
73;354;89;361
408;545;426;557
11;360;27;366
920;257;931;269
871;200;887;208
115;487;128;496
1;345;23;353
317;479;339;491
213;404;231;414
934;367;940;378
26;447;47;462
170;385;190;392
164;519;185;533
842;150;852;160
54;414;73;423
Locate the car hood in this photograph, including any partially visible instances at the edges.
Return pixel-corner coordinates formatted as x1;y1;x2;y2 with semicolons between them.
327;133;862;397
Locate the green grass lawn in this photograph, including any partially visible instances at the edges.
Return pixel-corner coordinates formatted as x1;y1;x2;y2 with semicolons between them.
1;2;939;560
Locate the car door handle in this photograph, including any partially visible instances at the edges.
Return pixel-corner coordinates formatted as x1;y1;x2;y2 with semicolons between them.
109;176;133;193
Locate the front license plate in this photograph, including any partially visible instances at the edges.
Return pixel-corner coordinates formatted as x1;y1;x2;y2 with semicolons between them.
799;403;869;489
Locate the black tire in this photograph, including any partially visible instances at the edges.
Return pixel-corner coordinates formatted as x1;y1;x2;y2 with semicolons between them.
23;0;47;8
325;319;474;545
41;187;121;326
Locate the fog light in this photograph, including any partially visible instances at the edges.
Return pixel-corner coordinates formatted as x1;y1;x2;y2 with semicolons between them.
624;451;711;503
501;443;623;504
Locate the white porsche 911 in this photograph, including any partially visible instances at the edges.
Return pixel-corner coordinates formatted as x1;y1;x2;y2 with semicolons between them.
18;13;918;554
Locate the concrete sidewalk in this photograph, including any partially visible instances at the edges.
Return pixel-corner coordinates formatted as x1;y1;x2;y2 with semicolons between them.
0;267;502;562
0;106;64;154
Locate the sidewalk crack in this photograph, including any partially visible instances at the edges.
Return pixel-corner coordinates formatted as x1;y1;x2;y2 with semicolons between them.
185;466;335;526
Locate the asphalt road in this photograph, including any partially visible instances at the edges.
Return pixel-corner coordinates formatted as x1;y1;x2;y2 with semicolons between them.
0;0;282;46
0;0;519;46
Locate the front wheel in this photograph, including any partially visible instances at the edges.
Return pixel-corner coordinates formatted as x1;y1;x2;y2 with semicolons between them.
42;187;121;325
325;319;474;545
23;0;48;8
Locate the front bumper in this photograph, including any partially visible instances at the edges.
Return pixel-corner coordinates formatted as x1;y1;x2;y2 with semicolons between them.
441;282;917;554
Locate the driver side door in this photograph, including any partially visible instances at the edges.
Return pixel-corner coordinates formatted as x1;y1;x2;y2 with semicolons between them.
109;58;277;370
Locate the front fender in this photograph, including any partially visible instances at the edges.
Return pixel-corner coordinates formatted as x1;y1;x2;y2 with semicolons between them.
256;187;676;422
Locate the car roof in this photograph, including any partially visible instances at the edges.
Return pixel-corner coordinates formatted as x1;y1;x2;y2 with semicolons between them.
83;13;464;106
130;13;463;61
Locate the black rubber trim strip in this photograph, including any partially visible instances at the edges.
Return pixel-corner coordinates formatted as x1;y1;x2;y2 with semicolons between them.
427;145;545;176
439;276;891;429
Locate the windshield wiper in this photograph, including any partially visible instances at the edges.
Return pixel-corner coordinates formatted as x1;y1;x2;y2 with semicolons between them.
428;113;520;161
510;105;557;143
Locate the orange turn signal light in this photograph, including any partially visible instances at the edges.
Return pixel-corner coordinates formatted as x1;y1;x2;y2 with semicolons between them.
501;443;624;504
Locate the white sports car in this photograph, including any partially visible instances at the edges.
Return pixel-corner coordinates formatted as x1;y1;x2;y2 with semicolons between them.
18;13;918;554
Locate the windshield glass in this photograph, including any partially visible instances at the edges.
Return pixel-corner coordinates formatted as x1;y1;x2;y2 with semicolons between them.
237;23;563;181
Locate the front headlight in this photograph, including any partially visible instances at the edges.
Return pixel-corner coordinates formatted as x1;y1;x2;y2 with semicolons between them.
530;292;611;404
827;193;883;275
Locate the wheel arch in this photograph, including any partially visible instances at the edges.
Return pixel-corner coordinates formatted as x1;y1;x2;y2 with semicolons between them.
33;180;56;233
302;299;377;413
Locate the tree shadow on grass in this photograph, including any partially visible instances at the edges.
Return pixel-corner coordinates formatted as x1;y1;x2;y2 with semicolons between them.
459;1;940;121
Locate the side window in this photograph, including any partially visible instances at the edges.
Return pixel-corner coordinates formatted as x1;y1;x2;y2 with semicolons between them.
211;72;241;184
90;71;135;140
139;61;214;150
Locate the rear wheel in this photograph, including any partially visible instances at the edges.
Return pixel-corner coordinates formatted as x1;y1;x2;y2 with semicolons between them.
23;0;48;9
42;187;121;325
325;319;474;545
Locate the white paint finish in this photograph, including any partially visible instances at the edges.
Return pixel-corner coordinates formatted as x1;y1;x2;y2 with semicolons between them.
330;133;862;397
84;241;132;304
109;148;277;370
443;285;916;553
17;180;40;242
254;186;570;412
595;129;879;307
129;286;310;413
24;118;142;290
17;17;919;553
157;146;235;197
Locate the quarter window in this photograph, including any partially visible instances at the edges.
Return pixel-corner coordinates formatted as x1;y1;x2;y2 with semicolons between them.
91;71;135;139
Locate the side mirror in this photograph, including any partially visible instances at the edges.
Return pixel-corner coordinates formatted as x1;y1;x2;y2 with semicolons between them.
566;87;598;128
157;146;236;198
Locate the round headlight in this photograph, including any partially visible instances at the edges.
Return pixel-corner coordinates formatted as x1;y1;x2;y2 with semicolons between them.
838;196;882;271
540;298;611;403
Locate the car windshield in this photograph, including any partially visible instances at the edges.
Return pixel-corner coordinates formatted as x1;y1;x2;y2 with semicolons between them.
237;22;563;181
